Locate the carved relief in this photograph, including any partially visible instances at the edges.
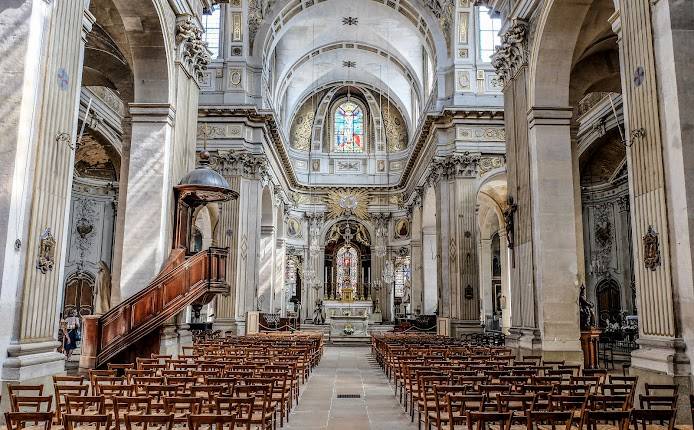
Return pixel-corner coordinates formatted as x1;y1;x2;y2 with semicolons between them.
382;99;407;152
213;151;268;180
478;156;505;175
325;189;370;220
424;0;455;52
456;127;506;141
425;152;481;186
176;15;210;83
456;70;471;92
591;204;613;276
491;20;528;86
643;226;661;271
37;228;56;274
291;103;314;151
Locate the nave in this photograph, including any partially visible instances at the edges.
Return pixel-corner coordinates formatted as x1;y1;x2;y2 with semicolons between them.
285;346;416;430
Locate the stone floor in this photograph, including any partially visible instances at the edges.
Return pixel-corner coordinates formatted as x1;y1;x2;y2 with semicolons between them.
286;346;416;430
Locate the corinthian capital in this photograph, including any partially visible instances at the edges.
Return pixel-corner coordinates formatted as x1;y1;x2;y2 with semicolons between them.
176;15;211;84
491;19;529;87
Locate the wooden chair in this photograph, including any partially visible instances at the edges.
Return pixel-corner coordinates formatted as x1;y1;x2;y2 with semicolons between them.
62;413;112;430
10;395;53;413
644;384;677;396
447;394;485;430
467;411;512;430
638;395;678;410
496;394;536;428
8;384;43;398
163;397;202;425
65;395;105;415
5;411;53;430
114;397;152;430
526;410;573;430
429;386;469;430
54;384;89;422
187;414;238;430
124;413;174;430
215;396;254;430
629;408;675;430
579;410;630;430
235;384;274;430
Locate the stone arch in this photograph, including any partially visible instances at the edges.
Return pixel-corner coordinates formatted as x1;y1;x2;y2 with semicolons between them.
529;0;595;108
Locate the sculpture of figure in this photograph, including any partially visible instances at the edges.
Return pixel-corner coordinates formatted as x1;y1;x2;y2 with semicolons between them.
402;278;411;304
313;299;325;324
94;261;112;314
579;284;596;330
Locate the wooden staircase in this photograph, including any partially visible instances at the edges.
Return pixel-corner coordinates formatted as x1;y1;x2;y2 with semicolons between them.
80;247;229;369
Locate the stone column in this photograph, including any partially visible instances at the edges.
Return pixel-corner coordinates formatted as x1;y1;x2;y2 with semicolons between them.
210;152;265;334
119;104;176;299
422;227;438;314
492;21;540;352
499;228;511;334
0;0;93;381
431;154;481;329
611;0;692;403
409;200;424;315
527;106;583;362
478;238;493;326
258;224;275;313
275;236;286;316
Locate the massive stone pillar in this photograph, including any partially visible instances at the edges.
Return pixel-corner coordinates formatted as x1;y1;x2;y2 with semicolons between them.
0;0;93;380
258;224;275;313
428;154;481;333
527;107;583;362
499;228;512;334
409;200;424;315
611;0;692;407
478;237;493;326
493;21;581;360
118;15;208;299
211;152;265;334
119;105;176;298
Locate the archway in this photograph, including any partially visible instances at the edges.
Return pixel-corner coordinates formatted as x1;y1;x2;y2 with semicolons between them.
258;187;275;313
323;221;372;301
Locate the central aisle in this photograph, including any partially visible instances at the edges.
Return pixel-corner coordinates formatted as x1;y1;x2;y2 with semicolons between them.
286;345;417;430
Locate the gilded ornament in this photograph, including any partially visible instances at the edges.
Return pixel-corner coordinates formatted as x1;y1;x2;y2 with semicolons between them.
325;189;370;220
37;228;56;274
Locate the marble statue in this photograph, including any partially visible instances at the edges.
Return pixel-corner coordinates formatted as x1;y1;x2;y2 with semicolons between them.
95;261;112;314
579;284;596;330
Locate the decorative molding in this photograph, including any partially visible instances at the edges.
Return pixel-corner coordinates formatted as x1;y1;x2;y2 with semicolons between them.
425;152;481;186
212;151;268;180
176;15;210;84
491;19;528;87
456;126;506;141
478;155;505;175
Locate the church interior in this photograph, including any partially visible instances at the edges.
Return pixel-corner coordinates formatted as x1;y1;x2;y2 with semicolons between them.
1;0;693;428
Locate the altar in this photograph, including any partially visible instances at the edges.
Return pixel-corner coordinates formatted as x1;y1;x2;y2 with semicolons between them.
323;300;381;323
329;315;368;338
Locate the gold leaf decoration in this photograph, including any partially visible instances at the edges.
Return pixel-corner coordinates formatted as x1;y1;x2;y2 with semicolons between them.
325;189;370;220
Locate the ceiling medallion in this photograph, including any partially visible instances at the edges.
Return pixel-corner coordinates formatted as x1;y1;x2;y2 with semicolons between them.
342;60;357;68
342;17;359;25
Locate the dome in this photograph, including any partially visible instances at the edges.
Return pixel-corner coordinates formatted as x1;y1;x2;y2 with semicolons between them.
178;165;230;190
175;151;237;203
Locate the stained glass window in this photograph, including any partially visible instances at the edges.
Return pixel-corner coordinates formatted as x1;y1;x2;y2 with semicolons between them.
202;5;221;59
334;101;365;153
478;7;501;63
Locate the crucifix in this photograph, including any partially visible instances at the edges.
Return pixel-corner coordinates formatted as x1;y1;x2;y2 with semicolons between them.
503;195;518;268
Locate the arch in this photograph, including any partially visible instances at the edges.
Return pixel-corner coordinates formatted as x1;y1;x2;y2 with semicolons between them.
108;0;173;104
261;187;274;227
529;0;595;108
252;0;450;79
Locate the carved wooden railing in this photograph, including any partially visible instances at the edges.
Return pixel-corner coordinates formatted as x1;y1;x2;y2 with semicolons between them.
80;247;228;369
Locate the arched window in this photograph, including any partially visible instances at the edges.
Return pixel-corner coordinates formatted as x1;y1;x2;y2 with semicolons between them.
478;6;501;63
334;101;365;153
202;5;221;58
336;244;359;294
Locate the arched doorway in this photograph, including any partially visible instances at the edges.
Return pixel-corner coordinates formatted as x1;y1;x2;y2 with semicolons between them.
63;272;97;317
324;221;372;301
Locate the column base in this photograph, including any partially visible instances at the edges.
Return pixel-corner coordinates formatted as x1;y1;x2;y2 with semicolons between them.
506;328;542;358
631;336;692;424
214;319;246;336
2;341;65;381
159;323;193;356
450;320;484;338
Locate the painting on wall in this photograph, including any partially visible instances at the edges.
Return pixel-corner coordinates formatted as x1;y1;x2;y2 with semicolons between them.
394;218;410;239
287;217;303;238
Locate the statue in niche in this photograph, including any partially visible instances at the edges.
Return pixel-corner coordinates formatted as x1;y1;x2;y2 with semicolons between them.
94;261;112;314
503;196;518;267
402;279;411;304
579;284;596;330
